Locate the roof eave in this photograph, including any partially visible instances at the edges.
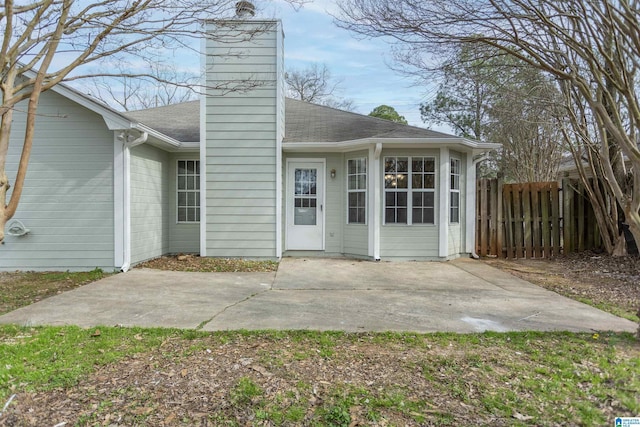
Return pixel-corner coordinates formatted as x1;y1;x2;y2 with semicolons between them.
134;123;183;150
283;137;501;153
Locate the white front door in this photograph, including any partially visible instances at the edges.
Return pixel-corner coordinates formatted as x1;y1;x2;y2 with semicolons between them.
286;160;325;250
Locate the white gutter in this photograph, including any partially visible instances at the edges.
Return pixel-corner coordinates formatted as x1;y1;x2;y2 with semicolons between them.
283;137;500;153
134;123;182;149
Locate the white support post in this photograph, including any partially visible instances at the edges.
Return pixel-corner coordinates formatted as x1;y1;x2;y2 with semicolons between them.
275;21;284;259
438;147;450;258
199;34;207;258
113;133;125;268
372;143;382;260
465;154;477;254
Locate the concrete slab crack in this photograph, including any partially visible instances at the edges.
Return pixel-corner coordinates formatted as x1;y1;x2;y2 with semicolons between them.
196;281;275;330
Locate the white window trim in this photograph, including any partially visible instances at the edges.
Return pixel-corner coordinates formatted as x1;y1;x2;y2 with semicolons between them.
177;159;200;224
450;157;461;224
346;157;367;225
383;156;437;226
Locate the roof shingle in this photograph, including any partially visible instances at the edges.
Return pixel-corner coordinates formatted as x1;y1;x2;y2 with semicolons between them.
127;98;456;144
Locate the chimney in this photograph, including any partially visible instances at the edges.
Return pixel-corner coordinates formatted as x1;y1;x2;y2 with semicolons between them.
202;9;284;259
235;1;256;18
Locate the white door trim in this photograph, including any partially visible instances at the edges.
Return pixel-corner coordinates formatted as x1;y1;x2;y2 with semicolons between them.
285;158;326;251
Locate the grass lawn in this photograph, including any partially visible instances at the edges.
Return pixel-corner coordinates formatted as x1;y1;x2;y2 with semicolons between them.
0;327;638;425
0;268;108;316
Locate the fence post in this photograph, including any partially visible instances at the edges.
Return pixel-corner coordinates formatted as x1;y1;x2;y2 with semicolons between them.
577;181;585;251
562;177;573;254
496;177;504;258
531;183;541;258
541;183;551;257
551;181;561;256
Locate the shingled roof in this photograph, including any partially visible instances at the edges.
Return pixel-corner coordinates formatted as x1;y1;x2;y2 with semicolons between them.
127;101;200;143
127;98;456;144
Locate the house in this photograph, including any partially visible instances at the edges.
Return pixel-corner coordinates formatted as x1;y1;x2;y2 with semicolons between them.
0;10;498;271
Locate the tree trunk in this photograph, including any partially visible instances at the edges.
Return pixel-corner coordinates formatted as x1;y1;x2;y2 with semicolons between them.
4;96;38;222
624;205;640;255
0;171;8;242
0;104;15;243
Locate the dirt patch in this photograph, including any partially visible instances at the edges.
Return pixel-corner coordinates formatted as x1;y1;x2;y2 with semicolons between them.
0;269;108;316
484;252;639;319
136;254;278;273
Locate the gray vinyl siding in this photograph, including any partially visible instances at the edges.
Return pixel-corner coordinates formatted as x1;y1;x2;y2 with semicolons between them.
380;226;440;259
379;149;440;259
130;144;169;264
343;225;368;256
168;152;200;253
343;150;369;257
0;90;114;271
323;154;343;253
204;21;282;258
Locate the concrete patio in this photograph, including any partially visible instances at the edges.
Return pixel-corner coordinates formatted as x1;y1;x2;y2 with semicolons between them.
0;257;636;333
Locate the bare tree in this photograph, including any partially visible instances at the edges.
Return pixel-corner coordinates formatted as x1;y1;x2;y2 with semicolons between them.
90;62;198;111
285;63;355;111
421;44;564;182
336;0;640;254
0;0;300;242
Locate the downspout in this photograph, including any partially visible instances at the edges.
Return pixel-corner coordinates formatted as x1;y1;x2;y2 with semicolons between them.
120;131;148;272
128;131;148;148
470;153;489;259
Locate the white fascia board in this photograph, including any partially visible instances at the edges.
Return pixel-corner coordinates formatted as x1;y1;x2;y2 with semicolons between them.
283;141;371;153
48;81;134;130
283;138;501;153
133;123;182;149
175;141;201;150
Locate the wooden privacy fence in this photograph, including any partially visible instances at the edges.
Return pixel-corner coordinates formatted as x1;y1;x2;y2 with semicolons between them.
476;178;597;259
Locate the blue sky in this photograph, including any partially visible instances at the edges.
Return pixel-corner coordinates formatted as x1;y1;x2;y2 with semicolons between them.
266;0;432;128
68;0;439;129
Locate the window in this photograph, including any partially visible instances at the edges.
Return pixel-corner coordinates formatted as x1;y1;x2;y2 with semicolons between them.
384;156;435;225
450;158;461;223
177;160;200;223
347;158;367;224
412;157;436;224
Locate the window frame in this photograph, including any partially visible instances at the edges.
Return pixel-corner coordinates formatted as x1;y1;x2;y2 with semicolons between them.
346;157;367;225
383;156;436;226
176;159;200;224
450;157;461;224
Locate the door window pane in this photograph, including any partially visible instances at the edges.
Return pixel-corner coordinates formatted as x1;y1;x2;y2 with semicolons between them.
294;168;318;225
